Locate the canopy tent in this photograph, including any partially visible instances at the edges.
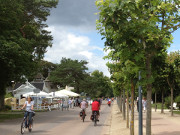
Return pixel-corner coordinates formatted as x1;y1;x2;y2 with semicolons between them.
49;92;69;98
23;92;34;97
23;91;50;97
57;89;80;97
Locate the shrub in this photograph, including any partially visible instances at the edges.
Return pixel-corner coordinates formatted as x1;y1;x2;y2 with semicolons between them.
175;95;180;110
4;105;11;111
5;92;13;98
165;96;171;109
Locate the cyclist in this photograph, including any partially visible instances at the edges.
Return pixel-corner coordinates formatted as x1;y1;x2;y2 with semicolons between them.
91;99;100;121
107;97;111;107
80;99;88;118
21;97;34;128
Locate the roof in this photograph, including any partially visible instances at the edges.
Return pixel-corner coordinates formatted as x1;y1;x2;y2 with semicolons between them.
14;82;44;91
14;83;24;90
31;82;44;91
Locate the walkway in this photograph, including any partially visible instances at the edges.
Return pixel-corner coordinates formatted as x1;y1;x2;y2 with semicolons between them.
110;101;180;135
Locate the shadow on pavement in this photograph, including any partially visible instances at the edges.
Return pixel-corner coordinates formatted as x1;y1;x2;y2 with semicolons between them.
156;131;180;135
30;130;50;135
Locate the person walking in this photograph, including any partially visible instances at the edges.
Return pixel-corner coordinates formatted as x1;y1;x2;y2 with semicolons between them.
71;98;74;109
68;98;72;109
142;97;147;113
137;97;139;112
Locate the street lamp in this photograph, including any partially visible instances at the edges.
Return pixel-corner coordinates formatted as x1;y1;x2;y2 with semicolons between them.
138;71;143;135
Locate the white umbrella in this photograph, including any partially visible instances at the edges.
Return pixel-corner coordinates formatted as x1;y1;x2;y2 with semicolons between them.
23;92;35;97
23;91;49;97
36;91;49;97
50;91;69;98
57;89;80;97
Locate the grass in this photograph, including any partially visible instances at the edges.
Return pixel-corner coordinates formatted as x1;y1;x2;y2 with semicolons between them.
0;113;24;122
11;109;48;112
151;103;168;109
0;109;47;122
173;110;180;115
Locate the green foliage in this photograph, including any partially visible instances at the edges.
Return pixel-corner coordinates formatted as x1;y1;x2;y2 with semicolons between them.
0;0;58;109
0;113;24;122
5;93;13;98
166;51;180;90
49;58;113;97
165;96;171;109
89;70;113;98
175;95;180;103
49;58;88;93
38;60;57;78
96;1;180;133
151;103;168;109
175;95;180;110
96;0;180;99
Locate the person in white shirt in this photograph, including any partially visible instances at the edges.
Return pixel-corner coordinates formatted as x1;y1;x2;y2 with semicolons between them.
80;99;88;117
21;97;34;128
142;97;147;113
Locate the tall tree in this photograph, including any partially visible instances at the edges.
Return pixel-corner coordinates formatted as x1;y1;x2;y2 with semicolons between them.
166;51;180;116
49;58;88;93
0;0;58;110
96;0;180;135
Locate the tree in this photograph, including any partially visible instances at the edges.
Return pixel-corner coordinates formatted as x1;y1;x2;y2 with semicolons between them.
80;70;113;98
96;0;180;135
49;58;88;93
0;0;58;110
38;60;57;78
166;51;180;116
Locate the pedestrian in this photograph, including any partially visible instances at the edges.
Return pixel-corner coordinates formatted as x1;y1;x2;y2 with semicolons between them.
142;97;147;113
68;98;72;109
71;98;74;109
137;97;139;112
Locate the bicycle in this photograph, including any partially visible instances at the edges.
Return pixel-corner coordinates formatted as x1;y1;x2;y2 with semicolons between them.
21;111;35;134
93;111;97;126
80;109;86;122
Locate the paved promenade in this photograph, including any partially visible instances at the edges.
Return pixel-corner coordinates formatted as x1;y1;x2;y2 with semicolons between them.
109;101;180;135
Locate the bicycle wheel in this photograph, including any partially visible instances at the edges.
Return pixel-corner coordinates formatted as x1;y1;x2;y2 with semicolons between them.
94;114;97;126
21;121;25;134
82;112;85;122
28;118;33;132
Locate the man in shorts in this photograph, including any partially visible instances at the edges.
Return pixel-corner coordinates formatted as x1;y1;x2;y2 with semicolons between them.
80;99;88;117
91;99;100;121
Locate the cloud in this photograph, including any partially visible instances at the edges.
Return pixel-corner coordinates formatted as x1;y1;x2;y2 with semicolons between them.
44;26;110;76
47;0;98;31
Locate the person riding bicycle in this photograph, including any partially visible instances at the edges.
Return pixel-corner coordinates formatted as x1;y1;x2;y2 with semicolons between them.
107;97;111;106
91;99;100;121
80;99;88;118
21;97;34;128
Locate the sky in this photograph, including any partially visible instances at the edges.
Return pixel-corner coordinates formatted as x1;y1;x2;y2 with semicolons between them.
44;0;180;77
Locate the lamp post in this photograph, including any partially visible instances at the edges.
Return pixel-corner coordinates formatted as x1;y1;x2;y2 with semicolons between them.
138;71;143;135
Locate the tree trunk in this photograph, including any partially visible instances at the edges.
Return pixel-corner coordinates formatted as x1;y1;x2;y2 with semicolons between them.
161;90;164;114
146;55;152;135
167;77;174;116
155;92;157;112
130;80;135;135
123;89;126;120
120;90;122;113
171;87;173;116
0;84;6;110
117;96;120;109
126;90;129;128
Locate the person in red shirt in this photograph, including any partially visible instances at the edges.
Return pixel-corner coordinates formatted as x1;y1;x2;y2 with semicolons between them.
91;99;100;121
